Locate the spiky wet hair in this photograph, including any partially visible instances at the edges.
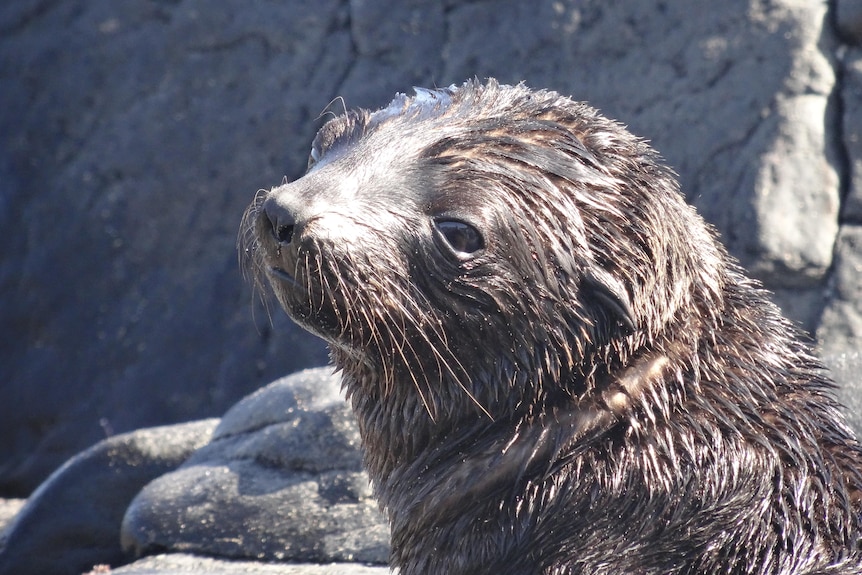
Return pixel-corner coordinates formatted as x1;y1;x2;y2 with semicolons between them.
245;80;721;415
241;80;862;574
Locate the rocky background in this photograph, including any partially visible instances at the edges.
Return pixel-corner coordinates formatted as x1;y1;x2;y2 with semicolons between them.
3;0;862;573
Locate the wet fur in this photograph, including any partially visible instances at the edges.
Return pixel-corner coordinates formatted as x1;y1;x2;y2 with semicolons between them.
240;80;862;574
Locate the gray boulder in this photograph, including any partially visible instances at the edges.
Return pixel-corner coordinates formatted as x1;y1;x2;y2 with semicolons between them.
0;420;216;575
121;368;389;565
818;49;862;357
841;49;862;221
0;369;390;575
823;352;862;437
109;553;388;575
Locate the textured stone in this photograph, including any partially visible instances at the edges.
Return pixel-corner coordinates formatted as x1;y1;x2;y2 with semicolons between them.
338;0;445;110
823;352;862;437
0;0;334;495
0;420;216;575
736;94;839;285
842;49;862;222
836;0;862;45
121;369;389;565
110;553;388;574
817;226;862;356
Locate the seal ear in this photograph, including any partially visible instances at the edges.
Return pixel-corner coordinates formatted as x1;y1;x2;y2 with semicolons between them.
581;269;636;335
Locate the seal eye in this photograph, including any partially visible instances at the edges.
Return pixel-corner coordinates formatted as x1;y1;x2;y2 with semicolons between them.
434;219;484;257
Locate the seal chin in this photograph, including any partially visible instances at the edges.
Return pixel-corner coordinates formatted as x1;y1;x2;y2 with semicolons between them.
265;260;349;345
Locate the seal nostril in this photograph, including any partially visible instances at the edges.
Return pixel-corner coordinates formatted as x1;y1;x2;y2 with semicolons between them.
275;224;294;244
262;195;298;246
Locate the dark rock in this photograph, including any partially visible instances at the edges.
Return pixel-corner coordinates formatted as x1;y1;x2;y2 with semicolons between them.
821;47;862;363
0;369;388;574
817;225;862;357
823;352;862;437
338;0;445;110
0;420;216;575
0;0;334;496
121;368;389;565
841;49;862;222
836;0;862;45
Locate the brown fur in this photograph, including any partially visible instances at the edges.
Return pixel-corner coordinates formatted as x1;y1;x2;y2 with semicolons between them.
240;79;862;574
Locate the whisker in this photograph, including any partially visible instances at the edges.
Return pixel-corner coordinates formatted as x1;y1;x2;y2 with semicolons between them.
383;280;494;420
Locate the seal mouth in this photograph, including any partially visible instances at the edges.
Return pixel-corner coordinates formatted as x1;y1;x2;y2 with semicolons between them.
268;265;302;288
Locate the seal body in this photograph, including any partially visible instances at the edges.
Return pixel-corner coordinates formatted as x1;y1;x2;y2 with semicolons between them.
241;80;862;574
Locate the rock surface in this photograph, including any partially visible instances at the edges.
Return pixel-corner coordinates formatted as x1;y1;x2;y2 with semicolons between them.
824;352;862;436
0;369;388;575
836;0;862;44
0;0;335;496
109;553;388;575
120;369;389;565
818;49;862;355
0;420;217;575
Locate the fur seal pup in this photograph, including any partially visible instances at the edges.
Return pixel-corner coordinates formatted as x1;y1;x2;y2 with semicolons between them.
240;79;862;574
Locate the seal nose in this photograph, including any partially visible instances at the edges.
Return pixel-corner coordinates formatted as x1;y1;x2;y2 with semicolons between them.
262;193;299;245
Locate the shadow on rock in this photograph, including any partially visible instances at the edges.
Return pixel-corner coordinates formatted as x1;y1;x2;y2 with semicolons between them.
0;420;217;575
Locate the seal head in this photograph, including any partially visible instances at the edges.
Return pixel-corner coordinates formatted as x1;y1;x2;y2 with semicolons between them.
241;80;862;574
